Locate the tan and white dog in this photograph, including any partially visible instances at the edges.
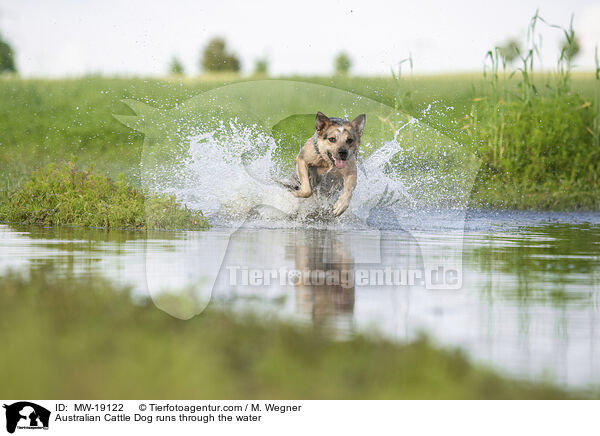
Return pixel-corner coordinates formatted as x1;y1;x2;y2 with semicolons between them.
288;112;366;216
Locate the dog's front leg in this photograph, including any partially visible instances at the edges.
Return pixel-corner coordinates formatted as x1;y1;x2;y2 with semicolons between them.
333;172;356;216
292;156;312;198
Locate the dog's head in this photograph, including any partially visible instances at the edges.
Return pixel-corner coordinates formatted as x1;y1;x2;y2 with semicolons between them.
315;112;365;169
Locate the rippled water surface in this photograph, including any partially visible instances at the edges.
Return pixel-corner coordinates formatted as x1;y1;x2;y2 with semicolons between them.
1;210;599;387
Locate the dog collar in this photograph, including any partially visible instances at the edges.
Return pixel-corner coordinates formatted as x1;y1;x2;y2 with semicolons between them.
312;138;321;156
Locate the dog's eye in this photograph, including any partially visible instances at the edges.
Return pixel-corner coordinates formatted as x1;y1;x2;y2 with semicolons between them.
346;138;353;144
328;137;336;143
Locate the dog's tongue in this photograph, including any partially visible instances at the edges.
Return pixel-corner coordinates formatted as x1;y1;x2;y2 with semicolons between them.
334;158;347;169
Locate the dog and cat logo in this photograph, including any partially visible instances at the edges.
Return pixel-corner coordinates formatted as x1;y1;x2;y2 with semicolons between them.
3;402;50;433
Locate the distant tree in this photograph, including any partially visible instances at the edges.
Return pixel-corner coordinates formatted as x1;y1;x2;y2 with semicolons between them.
168;56;185;75
334;52;352;75
560;32;581;62
0;32;16;73
253;57;268;75
200;37;241;73
497;38;521;65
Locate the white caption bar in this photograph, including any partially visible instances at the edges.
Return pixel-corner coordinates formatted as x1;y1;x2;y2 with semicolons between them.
0;400;597;436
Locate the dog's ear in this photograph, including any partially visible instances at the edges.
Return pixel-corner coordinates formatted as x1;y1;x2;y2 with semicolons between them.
315;112;331;133
351;114;366;136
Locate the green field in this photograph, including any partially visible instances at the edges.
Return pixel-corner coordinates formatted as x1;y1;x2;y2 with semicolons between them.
1;72;598;212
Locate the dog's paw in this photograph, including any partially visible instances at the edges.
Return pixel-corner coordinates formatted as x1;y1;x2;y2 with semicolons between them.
292;188;312;198
333;197;349;216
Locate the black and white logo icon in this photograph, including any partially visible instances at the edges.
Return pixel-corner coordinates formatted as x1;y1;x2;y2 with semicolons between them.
3;402;50;434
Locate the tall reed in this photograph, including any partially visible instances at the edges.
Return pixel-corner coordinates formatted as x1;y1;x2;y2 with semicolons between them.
470;11;599;193
594;46;600;149
390;54;414;111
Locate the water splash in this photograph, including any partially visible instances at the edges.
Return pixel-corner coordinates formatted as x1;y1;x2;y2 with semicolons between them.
143;109;480;229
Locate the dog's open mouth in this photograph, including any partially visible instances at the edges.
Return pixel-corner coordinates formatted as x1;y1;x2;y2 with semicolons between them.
327;152;347;169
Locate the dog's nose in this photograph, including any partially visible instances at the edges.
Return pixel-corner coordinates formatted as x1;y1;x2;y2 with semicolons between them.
338;149;348;160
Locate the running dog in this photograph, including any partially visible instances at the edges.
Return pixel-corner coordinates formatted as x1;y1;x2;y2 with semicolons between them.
287;112;366;217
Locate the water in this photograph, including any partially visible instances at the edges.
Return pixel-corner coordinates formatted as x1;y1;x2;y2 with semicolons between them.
1;210;599;388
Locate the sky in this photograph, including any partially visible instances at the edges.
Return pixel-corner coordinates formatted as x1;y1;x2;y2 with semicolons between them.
0;0;599;77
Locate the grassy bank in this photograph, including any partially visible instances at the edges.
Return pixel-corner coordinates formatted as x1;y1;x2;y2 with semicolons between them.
0;162;209;230
0;267;575;399
1;72;599;211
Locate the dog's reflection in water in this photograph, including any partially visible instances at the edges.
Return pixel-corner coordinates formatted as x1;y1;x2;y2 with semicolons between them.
217;206;422;333
285;230;355;332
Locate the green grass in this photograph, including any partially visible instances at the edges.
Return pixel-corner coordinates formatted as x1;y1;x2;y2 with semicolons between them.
459;13;600;209
470;176;600;210
0;266;577;399
0;161;209;230
471;94;597;181
0;73;599;211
